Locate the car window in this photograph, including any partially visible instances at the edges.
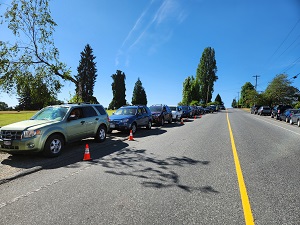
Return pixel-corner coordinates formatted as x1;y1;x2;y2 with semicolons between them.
150;106;162;112
94;105;107;115
82;106;98;118
32;106;68;121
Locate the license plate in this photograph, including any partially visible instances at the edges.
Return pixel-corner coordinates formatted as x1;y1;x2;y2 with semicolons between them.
4;140;11;146
110;124;115;128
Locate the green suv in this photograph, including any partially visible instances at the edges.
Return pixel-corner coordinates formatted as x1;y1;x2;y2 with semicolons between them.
0;103;109;157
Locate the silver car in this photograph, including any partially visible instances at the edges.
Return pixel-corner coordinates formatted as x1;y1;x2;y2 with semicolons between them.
169;106;183;121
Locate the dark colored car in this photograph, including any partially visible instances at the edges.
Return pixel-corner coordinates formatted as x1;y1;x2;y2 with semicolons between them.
280;109;300;122
209;105;217;112
219;105;225;110
179;105;192;118
109;105;152;134
149;104;173;126
257;106;271;116
271;105;292;120
250;105;261;114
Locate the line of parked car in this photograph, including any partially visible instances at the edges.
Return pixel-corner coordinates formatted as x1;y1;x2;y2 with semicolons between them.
0;103;225;157
250;104;300;126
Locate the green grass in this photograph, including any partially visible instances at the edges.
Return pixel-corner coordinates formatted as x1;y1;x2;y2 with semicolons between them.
0;110;116;127
0;111;37;127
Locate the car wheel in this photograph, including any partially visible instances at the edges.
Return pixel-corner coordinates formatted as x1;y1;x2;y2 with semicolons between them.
168;116;172;124
286;117;289;123
95;125;106;143
146;120;152;130
43;134;64;157
290;119;293;125
131;122;137;134
160;118;165;126
297;120;300;127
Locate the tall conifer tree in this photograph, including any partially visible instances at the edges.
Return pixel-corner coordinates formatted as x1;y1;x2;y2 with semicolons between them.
109;70;126;109
75;44;98;103
132;78;147;105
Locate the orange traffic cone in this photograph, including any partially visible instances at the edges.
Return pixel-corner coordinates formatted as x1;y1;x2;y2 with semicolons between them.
194;115;197;119
128;130;134;141
83;144;92;161
180;118;184;125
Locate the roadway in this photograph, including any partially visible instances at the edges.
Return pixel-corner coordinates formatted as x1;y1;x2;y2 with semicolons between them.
0;109;299;224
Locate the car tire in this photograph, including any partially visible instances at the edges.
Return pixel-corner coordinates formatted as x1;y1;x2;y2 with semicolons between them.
297;120;300;127
131;122;137;134
146;120;152;130
160;118;164;126
290;119;293;125
43;134;64;157
286;117;289;123
168;116;172;124
95;125;107;143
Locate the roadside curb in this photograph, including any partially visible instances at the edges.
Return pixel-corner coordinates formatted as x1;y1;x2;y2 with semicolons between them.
0;166;42;185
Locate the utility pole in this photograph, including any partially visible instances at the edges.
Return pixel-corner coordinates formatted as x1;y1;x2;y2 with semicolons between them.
253;75;260;91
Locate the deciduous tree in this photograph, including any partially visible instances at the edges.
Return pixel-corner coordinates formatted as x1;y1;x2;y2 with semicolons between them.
0;0;76;98
196;47;218;104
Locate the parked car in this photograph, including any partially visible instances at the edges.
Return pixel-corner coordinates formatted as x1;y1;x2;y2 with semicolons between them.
179;105;192;118
257;106;272;116
280;109;300;122
197;106;205;115
250;105;261;114
289;112;300;127
271;105;292;120
149;104;173;126
0;103;109;157
109;105;152;134
209;105;217;112
169;105;183;122
219;105;226;110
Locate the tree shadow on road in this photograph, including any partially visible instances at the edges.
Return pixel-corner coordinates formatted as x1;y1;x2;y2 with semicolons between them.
96;148;218;193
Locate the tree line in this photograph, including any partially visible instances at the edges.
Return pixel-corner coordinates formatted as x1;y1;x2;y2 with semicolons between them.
0;0;221;111
232;74;300;108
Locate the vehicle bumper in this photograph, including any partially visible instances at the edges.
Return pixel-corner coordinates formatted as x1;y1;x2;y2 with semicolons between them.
0;137;42;153
152;117;162;123
109;122;131;131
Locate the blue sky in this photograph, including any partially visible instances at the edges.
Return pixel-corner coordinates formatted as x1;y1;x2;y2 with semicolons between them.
1;0;300;108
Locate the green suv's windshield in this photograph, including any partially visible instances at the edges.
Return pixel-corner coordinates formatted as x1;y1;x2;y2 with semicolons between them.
31;106;69;121
114;107;137;116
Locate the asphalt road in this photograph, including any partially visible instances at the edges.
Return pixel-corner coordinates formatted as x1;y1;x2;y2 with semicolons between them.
0;109;299;225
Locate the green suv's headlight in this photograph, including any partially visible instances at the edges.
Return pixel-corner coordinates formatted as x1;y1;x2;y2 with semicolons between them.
22;130;41;138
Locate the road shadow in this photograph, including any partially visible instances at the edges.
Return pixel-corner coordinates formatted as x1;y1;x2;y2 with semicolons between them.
0;138;129;171
96;147;218;193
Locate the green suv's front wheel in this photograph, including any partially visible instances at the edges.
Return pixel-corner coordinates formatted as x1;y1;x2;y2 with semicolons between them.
43;134;64;157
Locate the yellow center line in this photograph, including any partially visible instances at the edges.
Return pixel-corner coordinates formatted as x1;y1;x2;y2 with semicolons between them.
226;112;255;225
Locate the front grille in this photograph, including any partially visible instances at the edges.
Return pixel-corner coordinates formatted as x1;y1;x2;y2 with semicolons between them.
0;130;23;140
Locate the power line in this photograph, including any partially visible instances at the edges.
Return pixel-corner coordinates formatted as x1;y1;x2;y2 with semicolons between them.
269;18;300;61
